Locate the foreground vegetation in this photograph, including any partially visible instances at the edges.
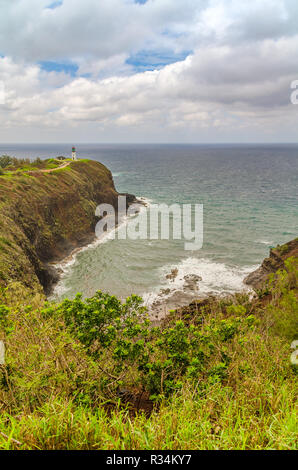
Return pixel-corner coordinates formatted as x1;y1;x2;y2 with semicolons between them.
0;256;297;450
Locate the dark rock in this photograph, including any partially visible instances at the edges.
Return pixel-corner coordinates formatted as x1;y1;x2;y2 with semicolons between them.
119;193;140;207
159;288;171;295
244;238;298;290
183;274;202;291
184;274;202;283
166;268;178;281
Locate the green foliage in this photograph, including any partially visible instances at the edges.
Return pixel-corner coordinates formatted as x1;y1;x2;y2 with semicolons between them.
0;155;13;169
0;304;13;336
0;250;296;450
277;244;289;255
226;304;246;316
266;258;298;340
52;292;148;353
44;291;262;401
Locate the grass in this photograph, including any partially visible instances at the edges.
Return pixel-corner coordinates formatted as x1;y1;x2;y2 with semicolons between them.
0;257;296;450
0;381;296;450
0;157;74;176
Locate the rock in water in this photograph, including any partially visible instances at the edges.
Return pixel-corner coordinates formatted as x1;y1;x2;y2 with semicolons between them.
166;268;179;282
183;274;202;291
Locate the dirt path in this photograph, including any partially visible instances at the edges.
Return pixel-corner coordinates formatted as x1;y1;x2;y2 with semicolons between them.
39;161;71;173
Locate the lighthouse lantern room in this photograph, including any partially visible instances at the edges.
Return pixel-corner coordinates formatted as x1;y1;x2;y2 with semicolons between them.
72;147;77;160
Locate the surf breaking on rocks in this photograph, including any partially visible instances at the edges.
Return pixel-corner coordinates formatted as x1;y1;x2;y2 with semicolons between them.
143;257;257;320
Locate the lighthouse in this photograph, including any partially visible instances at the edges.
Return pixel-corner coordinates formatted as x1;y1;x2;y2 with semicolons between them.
72;146;77;160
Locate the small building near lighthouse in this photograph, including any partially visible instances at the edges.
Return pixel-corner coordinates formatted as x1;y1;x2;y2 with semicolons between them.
72;146;77;160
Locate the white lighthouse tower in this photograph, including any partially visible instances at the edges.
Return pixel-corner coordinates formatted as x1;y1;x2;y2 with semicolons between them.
72;146;77;161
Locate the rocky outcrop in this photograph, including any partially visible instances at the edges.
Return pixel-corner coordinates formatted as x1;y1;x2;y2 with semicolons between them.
244;238;298;290
148;269;204;320
0;160;136;295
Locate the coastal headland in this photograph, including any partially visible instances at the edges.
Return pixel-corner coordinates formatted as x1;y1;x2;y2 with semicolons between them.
0;158;137;295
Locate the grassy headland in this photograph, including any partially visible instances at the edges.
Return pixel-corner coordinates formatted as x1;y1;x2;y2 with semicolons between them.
0;158;119;294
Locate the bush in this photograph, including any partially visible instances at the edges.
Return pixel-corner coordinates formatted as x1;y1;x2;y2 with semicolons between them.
0;155;13;169
46;292;259;400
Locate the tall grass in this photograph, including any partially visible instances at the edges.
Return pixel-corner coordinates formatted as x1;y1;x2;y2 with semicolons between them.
0;259;297;450
0;380;296;450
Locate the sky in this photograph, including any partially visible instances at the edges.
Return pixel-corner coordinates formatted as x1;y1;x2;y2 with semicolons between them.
0;0;298;143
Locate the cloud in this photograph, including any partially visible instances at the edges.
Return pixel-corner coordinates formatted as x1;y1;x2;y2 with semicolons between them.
0;0;204;64
0;0;297;142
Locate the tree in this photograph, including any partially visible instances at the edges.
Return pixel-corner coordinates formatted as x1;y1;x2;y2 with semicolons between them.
0;155;13;169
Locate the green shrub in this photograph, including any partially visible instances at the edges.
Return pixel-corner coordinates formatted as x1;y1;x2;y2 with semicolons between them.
0;155;13;169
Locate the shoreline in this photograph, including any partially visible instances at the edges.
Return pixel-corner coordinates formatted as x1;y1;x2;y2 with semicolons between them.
48;195;149;299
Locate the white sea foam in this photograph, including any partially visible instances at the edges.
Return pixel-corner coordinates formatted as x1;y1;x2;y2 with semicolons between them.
256;240;274;246
143;257;257;308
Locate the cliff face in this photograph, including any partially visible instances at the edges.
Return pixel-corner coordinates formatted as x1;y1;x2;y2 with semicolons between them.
0;160;126;294
244;238;298;290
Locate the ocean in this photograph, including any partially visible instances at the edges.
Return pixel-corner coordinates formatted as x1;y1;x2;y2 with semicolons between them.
2;143;297;306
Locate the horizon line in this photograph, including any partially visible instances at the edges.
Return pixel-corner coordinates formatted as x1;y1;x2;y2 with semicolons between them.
1;141;298;146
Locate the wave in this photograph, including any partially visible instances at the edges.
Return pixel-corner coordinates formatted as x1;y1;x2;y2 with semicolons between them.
142;257;257;309
255;239;274;246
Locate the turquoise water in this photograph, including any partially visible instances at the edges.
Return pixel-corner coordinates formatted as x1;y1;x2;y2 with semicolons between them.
2;143;297;303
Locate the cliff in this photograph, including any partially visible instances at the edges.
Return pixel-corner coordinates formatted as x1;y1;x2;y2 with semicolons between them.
0;160;130;294
244;238;298;290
